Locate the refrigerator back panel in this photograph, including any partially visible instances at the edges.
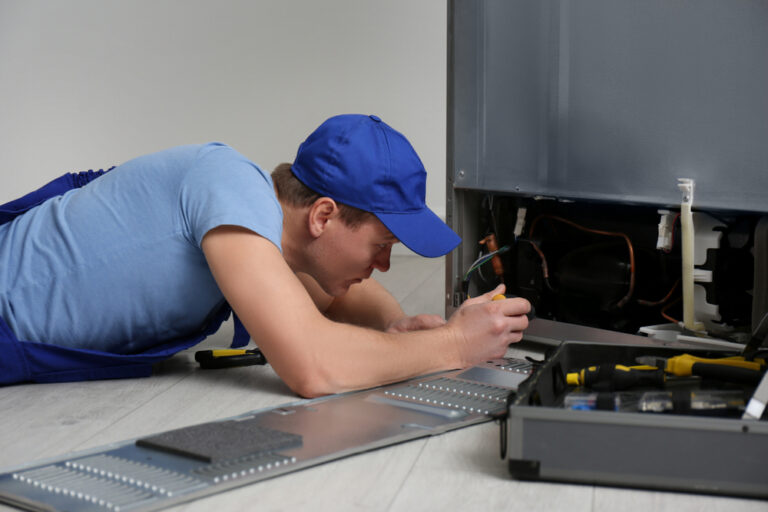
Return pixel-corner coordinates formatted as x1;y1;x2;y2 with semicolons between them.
450;0;768;212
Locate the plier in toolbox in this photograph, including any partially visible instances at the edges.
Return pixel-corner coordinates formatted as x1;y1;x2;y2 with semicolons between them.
635;354;766;385
195;348;267;369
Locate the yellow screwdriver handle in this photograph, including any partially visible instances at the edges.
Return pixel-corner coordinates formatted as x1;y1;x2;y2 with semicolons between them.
209;349;249;358
666;354;763;376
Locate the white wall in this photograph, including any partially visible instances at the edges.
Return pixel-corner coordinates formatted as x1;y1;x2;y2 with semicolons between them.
0;0;447;226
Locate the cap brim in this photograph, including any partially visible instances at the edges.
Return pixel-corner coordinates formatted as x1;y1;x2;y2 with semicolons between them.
375;208;461;258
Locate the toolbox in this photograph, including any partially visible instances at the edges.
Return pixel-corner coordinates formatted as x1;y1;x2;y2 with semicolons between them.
503;340;768;498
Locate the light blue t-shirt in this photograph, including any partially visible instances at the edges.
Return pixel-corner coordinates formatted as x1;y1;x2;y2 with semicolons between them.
0;143;283;354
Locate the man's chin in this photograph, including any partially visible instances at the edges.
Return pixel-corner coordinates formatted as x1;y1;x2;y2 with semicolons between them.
326;279;362;297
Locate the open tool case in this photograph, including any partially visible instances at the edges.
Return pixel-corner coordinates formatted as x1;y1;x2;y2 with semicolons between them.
502;341;768;498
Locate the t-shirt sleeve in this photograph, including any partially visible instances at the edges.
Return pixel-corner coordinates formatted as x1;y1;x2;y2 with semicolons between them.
179;143;283;250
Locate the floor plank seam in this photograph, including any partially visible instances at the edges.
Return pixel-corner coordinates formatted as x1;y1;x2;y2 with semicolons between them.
69;373;196;453
383;439;429;512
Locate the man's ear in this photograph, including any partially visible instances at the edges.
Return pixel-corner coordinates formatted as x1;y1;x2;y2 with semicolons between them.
307;197;339;238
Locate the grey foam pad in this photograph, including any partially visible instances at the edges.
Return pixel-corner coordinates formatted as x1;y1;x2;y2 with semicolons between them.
136;418;302;463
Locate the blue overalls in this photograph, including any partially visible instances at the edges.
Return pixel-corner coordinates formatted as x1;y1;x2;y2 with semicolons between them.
0;170;249;385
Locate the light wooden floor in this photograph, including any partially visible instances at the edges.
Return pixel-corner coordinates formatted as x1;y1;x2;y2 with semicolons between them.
0;256;765;512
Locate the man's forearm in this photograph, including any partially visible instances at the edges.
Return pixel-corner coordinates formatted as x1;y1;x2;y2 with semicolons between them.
277;321;459;397
273;286;528;398
325;277;406;330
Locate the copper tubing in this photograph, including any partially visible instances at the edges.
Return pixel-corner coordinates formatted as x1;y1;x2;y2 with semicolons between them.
479;233;505;284
529;214;636;308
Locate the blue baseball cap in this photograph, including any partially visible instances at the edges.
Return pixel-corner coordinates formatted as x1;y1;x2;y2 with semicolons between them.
291;114;461;257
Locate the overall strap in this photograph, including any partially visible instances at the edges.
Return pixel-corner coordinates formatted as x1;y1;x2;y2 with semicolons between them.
231;314;250;348
0;168;245;384
0;169;112;223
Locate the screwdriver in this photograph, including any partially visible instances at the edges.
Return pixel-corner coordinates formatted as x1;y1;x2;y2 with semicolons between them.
195;348;267;369
492;294;536;320
566;364;666;391
635;354;765;385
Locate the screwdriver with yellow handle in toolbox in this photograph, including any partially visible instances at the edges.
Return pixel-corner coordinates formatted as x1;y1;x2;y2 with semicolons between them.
566;364;666;391
567;354;766;390
635;353;766;386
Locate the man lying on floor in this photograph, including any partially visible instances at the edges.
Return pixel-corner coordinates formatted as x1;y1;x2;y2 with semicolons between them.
0;114;530;396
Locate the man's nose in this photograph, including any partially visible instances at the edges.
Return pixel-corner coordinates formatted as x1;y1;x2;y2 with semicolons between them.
372;245;392;272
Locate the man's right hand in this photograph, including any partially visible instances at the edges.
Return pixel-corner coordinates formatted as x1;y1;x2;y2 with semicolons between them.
446;284;531;367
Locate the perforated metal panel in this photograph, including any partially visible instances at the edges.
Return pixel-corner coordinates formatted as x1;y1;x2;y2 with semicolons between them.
0;359;533;512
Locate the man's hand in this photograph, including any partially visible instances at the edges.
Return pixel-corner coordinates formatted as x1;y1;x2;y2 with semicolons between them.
447;284;530;367
385;314;446;333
